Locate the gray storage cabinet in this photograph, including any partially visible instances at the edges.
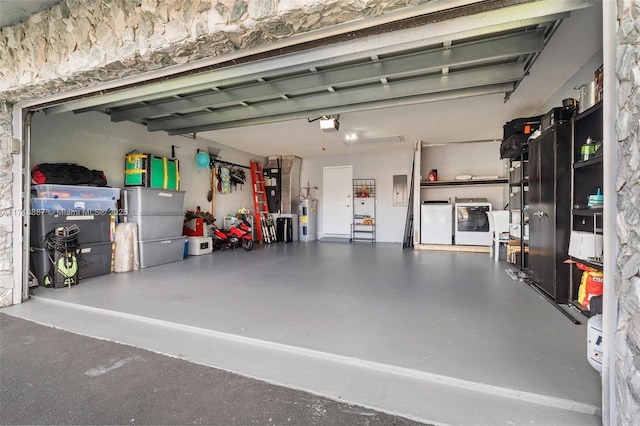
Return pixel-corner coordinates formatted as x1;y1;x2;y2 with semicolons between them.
122;187;186;268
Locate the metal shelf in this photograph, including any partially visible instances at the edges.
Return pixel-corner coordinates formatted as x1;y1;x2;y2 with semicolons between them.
508;154;528;271
352;179;376;243
421;178;507;187
574;155;603;169
569;255;603;270
569;300;596;318
572;207;603;216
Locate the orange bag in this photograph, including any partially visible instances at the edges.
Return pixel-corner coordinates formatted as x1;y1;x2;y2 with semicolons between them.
576;263;603;309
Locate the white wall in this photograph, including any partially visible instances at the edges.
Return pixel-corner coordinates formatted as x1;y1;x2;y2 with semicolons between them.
30;111;262;222
301;148;414;243
540;50;604;115
420;141;508;210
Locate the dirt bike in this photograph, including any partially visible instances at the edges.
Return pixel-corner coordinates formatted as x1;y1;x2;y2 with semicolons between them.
212;218;254;251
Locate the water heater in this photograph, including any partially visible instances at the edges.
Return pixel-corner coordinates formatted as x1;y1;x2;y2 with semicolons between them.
299;199;317;242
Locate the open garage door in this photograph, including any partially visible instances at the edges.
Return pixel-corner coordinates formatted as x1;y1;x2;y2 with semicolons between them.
13;0;593;301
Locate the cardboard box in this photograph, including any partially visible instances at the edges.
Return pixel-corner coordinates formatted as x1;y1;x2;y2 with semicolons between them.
569;231;603;260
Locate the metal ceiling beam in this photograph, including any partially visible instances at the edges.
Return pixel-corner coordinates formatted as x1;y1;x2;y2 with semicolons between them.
95;14;562;114
42;0;587;115
110;30;544;122
148;62;524;132
166;83;514;135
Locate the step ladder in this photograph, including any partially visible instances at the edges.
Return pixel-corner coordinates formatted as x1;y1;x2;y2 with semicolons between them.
250;161;276;243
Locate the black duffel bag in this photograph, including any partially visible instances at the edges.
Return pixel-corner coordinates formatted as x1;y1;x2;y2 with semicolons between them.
500;134;530;159
32;163;108;186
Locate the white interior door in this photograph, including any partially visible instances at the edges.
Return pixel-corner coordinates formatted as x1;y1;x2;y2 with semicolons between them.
323;166;352;235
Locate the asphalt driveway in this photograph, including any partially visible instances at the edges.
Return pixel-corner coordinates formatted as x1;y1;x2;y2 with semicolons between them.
0;313;424;425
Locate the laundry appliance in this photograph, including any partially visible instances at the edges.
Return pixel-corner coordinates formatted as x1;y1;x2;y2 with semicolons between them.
454;198;492;246
420;201;453;245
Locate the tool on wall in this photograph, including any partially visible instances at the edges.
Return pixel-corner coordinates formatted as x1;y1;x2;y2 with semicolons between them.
300;182;318;200
200;147;221;215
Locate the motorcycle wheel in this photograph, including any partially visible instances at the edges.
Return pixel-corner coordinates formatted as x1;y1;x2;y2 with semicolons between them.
242;239;254;251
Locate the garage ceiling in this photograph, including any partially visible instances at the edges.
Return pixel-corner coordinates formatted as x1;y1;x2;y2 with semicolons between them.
33;0;599;157
88;28;548;135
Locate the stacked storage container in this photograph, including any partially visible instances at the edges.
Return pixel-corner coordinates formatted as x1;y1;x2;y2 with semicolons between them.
124;152;180;190
121;187;186;268
30;184;120;285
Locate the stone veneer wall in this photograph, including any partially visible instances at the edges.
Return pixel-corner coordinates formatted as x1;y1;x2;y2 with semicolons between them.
0;0;637;421
616;1;640;422
0;104;13;302
0;0;432;103
0;0;431;304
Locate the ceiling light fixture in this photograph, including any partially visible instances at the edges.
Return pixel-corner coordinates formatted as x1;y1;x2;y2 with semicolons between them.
343;135;406;145
344;132;359;142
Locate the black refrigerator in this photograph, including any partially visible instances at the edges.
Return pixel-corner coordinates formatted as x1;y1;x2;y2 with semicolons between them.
528;120;572;303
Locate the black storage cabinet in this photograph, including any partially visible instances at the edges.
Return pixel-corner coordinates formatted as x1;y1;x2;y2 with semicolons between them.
528;121;572;303
263;167;281;213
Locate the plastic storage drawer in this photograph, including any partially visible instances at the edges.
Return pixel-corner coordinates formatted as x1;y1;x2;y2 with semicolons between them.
30;248;50;286
30;198;117;213
32;184;121;201
77;242;113;280
122;187;185;214
31;212;113;248
30;243;112;285
123;213;184;240
138;236;185;269
31;184;120;213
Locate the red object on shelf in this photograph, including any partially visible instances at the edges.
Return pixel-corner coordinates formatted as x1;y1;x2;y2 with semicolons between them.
428;169;438;182
183;217;205;237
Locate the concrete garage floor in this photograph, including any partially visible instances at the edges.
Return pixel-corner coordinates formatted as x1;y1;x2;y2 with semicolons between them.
5;242;602;425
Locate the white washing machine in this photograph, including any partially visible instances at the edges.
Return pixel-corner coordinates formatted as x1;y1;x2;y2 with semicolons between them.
454;198;492;246
420;201;453;245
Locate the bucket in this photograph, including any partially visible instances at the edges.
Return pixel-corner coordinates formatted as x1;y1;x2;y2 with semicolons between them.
576;81;596;113
580;137;601;161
